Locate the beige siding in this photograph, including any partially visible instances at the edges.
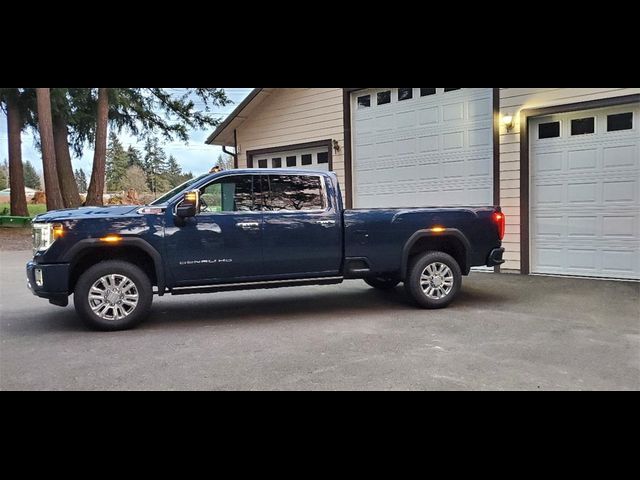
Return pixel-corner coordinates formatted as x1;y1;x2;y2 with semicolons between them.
498;88;640;272
236;88;346;187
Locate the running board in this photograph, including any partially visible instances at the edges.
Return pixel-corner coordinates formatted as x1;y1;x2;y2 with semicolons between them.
169;276;344;295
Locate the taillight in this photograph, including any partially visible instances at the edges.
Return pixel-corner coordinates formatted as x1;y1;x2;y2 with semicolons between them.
493;212;505;240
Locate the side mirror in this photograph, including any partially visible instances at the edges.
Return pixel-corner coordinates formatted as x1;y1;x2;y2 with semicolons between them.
176;190;200;218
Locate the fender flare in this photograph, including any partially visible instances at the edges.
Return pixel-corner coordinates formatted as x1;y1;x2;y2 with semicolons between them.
400;228;472;278
62;238;166;295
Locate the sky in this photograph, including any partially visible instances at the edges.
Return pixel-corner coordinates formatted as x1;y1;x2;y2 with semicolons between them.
0;88;253;177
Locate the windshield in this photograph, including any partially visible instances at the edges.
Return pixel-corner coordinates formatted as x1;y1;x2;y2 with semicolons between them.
149;173;209;205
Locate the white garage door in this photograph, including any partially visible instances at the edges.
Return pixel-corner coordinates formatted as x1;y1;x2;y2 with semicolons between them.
530;103;640;280
351;88;494;208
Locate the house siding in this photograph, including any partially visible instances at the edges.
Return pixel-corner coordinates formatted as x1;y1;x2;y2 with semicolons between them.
236;88;346;187
497;87;640;272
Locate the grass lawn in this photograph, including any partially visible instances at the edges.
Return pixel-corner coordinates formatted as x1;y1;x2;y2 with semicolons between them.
0;203;48;218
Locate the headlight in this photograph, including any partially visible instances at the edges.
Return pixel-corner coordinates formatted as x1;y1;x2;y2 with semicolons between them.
32;223;64;254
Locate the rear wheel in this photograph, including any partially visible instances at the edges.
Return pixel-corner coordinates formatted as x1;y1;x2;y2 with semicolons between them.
74;260;153;331
405;251;461;308
364;276;400;290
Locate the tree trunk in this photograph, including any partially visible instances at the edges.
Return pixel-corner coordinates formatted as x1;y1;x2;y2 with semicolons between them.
35;88;64;210
52;114;81;207
85;88;108;206
6;92;29;217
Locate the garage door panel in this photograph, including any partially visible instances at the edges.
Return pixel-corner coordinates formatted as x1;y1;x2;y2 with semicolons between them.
530;102;640;279
352;88;494;209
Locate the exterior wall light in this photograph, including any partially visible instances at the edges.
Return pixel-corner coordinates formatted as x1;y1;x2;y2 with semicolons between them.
502;113;515;132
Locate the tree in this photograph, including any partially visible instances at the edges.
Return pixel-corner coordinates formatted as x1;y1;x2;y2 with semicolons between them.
216;153;234;171
74;169;88;193
126;146;143;169
121;165;149;193
1;89;29;216
85;88;109;206
143;137;170;194
23;161;41;189
35;88;65;210
0;160;8;190
50;89;81;207
105;132;129;191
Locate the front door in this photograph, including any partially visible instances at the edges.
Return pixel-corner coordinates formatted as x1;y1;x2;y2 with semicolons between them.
260;174;342;277
165;174;263;285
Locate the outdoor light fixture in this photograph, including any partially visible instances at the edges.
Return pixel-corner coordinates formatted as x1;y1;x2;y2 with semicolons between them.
333;139;340;153
502;113;515;132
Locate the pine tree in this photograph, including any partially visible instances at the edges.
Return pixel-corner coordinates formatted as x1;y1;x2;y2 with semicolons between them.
105;132;130;191
35;88;65;210
126;146;144;169
0;160;8;190
23;161;41;189
143;137;171;194
85;88;109;206
74;168;88;193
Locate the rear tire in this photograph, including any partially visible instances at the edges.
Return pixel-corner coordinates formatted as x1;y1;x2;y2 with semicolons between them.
74;260;153;331
364;277;400;290
405;251;461;309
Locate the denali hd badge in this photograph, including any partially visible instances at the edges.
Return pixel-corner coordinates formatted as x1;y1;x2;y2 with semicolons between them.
179;258;233;265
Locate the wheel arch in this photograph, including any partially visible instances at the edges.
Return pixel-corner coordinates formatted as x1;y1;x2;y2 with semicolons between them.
400;229;471;279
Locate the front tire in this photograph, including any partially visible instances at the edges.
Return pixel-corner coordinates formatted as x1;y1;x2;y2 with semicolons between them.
405;251;462;309
74;260;153;331
364;277;400;290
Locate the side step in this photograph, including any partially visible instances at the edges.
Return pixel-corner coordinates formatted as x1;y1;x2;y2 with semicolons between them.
170;276;344;296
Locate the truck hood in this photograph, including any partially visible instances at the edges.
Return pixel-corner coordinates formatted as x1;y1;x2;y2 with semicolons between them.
33;205;142;222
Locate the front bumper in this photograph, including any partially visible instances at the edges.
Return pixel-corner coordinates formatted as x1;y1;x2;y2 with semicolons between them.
26;261;70;307
486;247;505;267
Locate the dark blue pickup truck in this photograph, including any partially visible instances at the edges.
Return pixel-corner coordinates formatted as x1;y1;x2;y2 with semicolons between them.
27;169;505;330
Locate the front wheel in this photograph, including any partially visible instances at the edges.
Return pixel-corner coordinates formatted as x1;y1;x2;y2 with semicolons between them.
74;260;153;331
364;277;400;290
405;251;462;309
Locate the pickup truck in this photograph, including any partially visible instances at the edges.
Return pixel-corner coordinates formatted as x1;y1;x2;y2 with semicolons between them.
27;169;505;330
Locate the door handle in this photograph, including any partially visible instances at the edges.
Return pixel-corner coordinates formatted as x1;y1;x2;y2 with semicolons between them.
236;221;260;230
317;220;336;226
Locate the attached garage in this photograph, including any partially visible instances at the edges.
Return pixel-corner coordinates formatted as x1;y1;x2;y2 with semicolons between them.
350;88;495;208
529;102;640;280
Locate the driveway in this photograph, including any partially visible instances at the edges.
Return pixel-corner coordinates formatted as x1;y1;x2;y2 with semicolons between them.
1;250;638;390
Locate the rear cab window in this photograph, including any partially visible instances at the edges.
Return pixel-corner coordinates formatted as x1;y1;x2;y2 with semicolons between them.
263;175;325;211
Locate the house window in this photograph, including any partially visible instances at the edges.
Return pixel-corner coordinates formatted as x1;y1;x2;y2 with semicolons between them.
272;157;282;168
286;156;297;167
265;175;324;211
444;88;461;92
317;151;329;164
607;112;633;132
301;154;312;166
377;90;391;105
357;95;371;108
258;159;267;168
571;117;595;136
538;121;560;139
420;88;436;96
398;88;413;101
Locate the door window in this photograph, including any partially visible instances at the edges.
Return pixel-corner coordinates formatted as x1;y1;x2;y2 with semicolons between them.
264;175;325;211
198;175;258;213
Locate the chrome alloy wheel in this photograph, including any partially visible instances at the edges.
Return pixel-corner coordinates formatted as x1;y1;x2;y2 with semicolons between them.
420;262;454;300
88;274;139;321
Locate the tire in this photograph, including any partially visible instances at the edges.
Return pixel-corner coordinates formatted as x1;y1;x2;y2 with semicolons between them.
74;260;153;331
364;277;400;290
404;251;462;309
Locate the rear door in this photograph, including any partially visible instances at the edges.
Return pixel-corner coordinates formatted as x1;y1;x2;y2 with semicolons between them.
261;173;342;277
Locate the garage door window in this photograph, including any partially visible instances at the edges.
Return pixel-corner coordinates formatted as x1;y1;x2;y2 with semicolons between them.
420;88;436;96
258;159;267;168
357;95;371;108
377;91;391;105
607;112;633;131
272;157;282;168
444;88;461;92
539;121;560;139
398;88;413;101
286;156;297;167
301;154;312;166
317;152;328;164
571;117;595;135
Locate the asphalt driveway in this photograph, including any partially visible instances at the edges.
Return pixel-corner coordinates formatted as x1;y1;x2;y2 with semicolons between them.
1;250;638;390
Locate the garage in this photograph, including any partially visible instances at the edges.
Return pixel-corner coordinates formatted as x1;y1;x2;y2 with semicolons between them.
351;88;494;208
530;103;640;280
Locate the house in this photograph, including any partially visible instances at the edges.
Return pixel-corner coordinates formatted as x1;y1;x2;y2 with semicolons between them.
206;88;640;280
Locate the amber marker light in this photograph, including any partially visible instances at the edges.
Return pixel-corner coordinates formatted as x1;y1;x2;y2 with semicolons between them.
52;223;64;239
430;226;445;233
185;192;198;201
100;235;122;243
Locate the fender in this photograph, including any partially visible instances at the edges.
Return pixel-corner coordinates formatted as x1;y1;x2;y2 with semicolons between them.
62;238;166;296
400;228;472;278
